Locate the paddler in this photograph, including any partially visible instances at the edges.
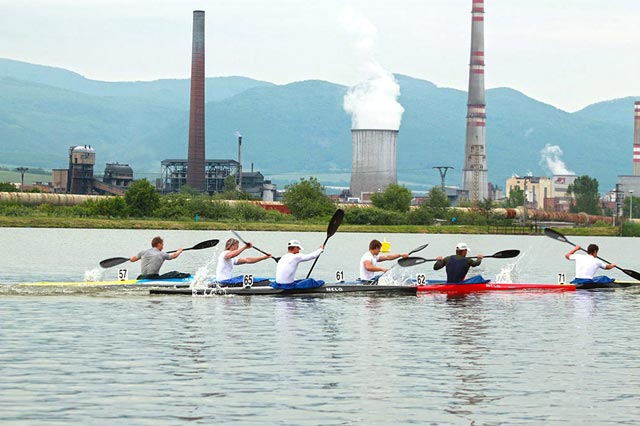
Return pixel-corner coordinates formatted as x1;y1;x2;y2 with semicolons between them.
433;242;483;283
273;240;325;289
216;238;272;283
130;236;187;280
358;239;408;281
564;244;616;284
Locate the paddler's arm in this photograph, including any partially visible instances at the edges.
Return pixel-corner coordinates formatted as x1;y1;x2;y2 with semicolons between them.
433;256;447;270
130;255;140;263
469;254;483;267
565;245;580;260
169;248;183;260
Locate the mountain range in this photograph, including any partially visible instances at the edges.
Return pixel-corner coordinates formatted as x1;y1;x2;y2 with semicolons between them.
1;57;637;192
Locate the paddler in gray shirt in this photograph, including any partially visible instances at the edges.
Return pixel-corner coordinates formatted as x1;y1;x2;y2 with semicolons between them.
130;236;183;279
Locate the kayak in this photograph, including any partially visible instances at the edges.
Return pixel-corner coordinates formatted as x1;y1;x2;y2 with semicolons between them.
417;283;576;293
573;280;640;290
150;283;417;296
18;276;272;288
417;280;640;293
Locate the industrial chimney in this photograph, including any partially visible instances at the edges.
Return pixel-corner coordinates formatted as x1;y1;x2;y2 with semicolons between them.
350;129;398;199
462;0;488;202
186;10;205;191
634;101;640;175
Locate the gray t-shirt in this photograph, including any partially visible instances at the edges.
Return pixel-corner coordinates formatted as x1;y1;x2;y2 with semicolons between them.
137;248;171;275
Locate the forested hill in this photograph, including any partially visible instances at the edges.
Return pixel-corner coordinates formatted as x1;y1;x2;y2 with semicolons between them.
1;58;636;191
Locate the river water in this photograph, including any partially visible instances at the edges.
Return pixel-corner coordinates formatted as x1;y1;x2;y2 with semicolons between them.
1;228;639;425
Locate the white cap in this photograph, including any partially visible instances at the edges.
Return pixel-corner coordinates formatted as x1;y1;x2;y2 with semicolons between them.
456;242;469;251
287;239;304;250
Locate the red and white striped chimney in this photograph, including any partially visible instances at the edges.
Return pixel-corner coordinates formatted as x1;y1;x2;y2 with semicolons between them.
634;101;640;175
462;0;488;201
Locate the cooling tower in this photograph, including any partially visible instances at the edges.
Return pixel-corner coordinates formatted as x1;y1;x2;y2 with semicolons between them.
462;0;488;202
187;10;205;191
350;129;398;199
634;101;640;175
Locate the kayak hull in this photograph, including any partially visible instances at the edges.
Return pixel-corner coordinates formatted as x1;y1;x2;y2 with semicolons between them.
417;283;576;293
151;284;417;296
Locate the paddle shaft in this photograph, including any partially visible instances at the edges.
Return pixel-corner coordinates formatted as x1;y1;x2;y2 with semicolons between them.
370;243;429;283
305;209;344;279
99;239;219;268
231;231;279;263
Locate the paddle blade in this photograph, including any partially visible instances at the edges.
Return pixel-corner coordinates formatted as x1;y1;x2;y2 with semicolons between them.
621;268;640;281
409;243;429;255
327;209;345;238
398;257;428;267
99;257;129;268
489;249;520;259
190;239;219;250
544;228;570;244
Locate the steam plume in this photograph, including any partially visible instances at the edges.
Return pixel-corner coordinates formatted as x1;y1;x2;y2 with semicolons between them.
540;144;574;175
340;6;404;130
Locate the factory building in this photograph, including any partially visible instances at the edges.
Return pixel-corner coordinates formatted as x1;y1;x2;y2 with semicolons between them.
159;159;277;200
51;145;130;196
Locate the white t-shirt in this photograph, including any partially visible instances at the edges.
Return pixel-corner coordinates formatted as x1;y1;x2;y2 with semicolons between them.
359;251;379;280
569;253;607;279
275;248;323;284
216;250;238;281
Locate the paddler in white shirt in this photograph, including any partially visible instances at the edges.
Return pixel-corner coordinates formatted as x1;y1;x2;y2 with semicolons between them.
215;238;272;282
275;240;324;286
358;239;408;281
565;243;615;284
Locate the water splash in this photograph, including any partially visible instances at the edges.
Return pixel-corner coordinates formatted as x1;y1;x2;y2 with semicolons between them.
84;268;105;282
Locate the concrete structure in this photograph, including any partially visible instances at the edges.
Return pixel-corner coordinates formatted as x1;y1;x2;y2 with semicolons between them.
67;145;96;194
550;174;577;198
506;176;551;210
462;0;488;202
350;129;398;199
634;101;640;175
103;163;133;191
186;10;206;191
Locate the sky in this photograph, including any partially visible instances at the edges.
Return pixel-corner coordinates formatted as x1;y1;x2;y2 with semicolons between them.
1;0;639;112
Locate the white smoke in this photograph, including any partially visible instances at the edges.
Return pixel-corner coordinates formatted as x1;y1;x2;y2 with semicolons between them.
340;6;404;130
539;144;574;175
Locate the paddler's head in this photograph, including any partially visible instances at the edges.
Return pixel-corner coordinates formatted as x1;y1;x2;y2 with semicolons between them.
287;239;303;253
455;242;469;256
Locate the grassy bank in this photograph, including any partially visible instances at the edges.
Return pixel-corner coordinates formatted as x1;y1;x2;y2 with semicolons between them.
0;215;625;236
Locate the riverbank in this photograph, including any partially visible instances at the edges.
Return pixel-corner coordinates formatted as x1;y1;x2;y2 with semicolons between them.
0;215;623;236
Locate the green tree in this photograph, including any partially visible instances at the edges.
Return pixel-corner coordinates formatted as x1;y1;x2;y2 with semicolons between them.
124;179;160;217
622;195;640;220
505;187;525;208
567;175;601;215
179;184;201;196
370;184;413;213
283;177;335;219
223;175;237;192
0;182;18;192
425;186;450;215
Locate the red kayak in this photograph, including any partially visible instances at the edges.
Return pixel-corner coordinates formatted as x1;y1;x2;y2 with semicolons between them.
417;283;576;293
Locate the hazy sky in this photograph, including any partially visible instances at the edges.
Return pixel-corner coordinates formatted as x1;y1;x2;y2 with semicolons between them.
1;0;638;112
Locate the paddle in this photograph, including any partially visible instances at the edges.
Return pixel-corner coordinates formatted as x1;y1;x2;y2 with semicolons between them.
369;243;430;284
99;239;220;268
231;231;280;263
398;249;521;266
305;209;345;279
544;228;640;281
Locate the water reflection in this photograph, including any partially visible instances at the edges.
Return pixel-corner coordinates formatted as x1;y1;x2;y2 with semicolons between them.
441;296;494;420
